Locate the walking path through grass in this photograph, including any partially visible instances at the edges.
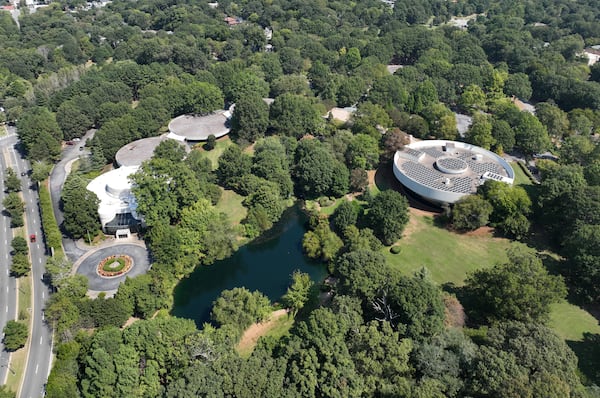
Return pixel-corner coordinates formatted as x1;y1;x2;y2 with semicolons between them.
236;309;292;358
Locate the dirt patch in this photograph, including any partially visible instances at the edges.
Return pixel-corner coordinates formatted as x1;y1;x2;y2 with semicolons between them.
237;309;289;352
367;170;377;187
121;316;140;329
402;208;439;240
462;226;495;237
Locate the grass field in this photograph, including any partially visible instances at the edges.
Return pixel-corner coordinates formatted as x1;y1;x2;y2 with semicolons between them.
510;161;533;186
216;188;247;225
5;345;26;392
549;301;600;341
383;212;512;285
195;137;233;170
236;312;294;358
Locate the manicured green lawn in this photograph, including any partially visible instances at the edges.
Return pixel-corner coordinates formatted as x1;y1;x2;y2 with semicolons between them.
550;301;600;385
549;301;600;341
383;213;511;285
216;188;247;225
196;137;233;170
510;161;533;186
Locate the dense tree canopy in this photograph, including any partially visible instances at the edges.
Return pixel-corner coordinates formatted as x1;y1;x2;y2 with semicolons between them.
15;0;600;395
61;174;101;240
465;246;567;323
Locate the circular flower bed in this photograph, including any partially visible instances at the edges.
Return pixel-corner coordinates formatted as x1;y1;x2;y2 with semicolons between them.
97;255;133;278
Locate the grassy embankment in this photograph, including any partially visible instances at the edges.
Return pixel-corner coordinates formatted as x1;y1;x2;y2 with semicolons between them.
236;310;294;358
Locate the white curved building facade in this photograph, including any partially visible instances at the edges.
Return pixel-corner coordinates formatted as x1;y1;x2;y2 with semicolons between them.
86;166;143;234
393;140;514;205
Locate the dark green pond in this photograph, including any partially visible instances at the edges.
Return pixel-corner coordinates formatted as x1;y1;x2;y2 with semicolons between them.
172;205;327;326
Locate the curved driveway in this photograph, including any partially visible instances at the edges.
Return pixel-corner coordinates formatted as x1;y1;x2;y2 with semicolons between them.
75;244;150;291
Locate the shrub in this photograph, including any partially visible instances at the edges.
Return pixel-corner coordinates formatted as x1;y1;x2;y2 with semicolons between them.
3;320;27;351
390;245;402;254
204;134;216;150
318;196;335;207
11;237;28;255
39;182;64;259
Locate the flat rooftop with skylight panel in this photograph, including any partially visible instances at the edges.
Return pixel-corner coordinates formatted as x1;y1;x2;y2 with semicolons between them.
393;140;514;205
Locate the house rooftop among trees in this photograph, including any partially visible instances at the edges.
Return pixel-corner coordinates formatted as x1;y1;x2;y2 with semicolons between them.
115;135;188;167
393;140;514;204
167;110;232;141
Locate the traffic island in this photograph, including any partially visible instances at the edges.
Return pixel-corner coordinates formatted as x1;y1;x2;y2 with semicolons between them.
97;255;133;278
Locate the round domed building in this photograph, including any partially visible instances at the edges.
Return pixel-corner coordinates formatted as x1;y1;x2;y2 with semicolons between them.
393;140;514;205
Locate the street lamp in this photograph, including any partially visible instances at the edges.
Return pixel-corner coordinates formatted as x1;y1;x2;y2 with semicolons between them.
1;362;15;375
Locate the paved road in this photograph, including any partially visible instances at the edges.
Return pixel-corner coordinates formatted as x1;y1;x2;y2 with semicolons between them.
4;137;53;398
0;132;18;383
76;244;150;291
48;130;95;263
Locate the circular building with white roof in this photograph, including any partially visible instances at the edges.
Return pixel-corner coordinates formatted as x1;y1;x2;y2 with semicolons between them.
168;110;232;141
115;135;189;167
393;140;514;205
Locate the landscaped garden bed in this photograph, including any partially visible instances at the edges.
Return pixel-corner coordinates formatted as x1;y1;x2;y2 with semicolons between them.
97;255;133;277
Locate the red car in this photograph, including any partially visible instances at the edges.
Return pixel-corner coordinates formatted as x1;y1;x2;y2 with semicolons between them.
29;234;36;243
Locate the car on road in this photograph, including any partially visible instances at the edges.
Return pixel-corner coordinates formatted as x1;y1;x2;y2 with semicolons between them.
29;234;36;243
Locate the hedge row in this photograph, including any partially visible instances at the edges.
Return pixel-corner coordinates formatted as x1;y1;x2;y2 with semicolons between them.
39;182;65;259
517;161;540;185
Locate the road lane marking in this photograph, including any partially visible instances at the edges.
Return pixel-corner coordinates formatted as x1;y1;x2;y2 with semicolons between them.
38;258;41;264
42;291;44;299
5;305;7;313
35;364;38;374
39;336;42;345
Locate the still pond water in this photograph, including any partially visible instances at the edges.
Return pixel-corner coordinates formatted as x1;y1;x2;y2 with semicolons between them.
172;205;327;326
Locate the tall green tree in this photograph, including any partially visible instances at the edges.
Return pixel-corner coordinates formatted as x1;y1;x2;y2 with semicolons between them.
283;271;314;317
293;140;349;199
61;174;100;240
3;168;21;193
2;321;27;351
216;144;252;190
451;195;493;231
211;287;271;333
367;190;409;245
465;246;567;323
465;113;495;150
303;219;343;262
230;94;270;143
10;253;30;277
269;94;323;138
16;106;62;161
